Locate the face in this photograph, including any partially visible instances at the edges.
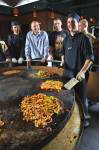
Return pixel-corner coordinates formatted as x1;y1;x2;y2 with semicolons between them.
31;22;40;34
11;25;20;34
78;22;85;32
67;17;78;32
53;19;62;31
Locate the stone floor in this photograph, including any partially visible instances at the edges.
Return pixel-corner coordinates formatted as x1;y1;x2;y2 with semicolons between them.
77;102;99;150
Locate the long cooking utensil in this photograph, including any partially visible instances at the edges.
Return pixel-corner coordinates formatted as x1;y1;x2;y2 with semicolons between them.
24;59;61;63
26;59;62;70
64;77;79;90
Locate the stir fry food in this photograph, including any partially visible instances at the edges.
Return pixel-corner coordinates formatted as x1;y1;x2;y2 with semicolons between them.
41;80;63;91
34;70;53;78
20;93;63;128
2;70;21;75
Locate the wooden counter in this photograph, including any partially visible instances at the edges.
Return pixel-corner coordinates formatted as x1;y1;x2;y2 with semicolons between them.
87;65;99;101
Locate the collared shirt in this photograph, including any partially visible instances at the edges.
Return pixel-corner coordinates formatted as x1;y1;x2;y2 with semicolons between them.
25;30;49;60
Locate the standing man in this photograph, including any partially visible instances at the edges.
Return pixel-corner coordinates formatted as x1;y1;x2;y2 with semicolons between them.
48;18;67;66
25;21;49;66
78;19;96;81
78;19;96;44
8;20;25;64
79;19;97;64
63;13;94;127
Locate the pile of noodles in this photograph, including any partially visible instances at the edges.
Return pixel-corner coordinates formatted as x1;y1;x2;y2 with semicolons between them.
41;80;63;91
34;70;53;78
20;93;62;128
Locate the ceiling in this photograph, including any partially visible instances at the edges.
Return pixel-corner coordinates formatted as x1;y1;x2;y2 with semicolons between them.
3;0;40;7
3;0;21;7
2;0;99;7
0;0;99;17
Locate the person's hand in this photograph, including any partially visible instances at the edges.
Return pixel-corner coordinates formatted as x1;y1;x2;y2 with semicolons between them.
47;55;53;61
60;61;64;67
12;58;17;63
76;71;85;81
41;58;46;63
6;58;11;62
18;57;24;64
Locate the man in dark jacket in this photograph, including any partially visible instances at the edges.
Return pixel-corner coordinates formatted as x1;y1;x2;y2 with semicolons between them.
63;12;94;128
8;20;25;64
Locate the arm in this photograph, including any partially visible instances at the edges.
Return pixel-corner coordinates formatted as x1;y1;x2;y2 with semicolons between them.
47;46;54;60
42;32;49;61
60;55;64;66
79;59;93;73
60;37;66;66
76;35;94;81
48;32;55;60
19;35;25;59
7;35;12;59
25;33;31;61
76;59;93;81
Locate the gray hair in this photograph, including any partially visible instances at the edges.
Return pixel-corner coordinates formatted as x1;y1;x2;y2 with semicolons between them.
79;19;88;27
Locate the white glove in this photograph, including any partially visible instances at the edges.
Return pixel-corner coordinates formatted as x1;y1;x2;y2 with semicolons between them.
18;57;23;64
6;58;11;62
76;71;85;81
47;61;52;67
12;58;17;63
60;62;64;67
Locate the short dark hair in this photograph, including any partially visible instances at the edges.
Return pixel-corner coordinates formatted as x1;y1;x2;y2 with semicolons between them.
53;18;62;22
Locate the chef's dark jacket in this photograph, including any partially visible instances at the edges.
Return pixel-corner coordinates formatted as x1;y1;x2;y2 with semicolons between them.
8;33;25;59
63;32;94;79
49;30;67;60
62;32;94;117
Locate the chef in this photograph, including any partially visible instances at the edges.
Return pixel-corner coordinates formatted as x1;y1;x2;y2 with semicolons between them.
62;12;94;128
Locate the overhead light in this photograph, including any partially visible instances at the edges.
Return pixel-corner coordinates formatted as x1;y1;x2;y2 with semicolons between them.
90;17;97;24
32;6;37;18
33;10;37;18
13;7;19;17
15;0;40;7
0;0;10;7
50;8;55;19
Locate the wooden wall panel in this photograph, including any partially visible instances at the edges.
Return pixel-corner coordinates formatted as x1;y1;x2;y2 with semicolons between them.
0;11;66;40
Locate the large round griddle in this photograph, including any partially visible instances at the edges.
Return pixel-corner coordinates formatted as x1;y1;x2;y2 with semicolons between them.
0;66;75;150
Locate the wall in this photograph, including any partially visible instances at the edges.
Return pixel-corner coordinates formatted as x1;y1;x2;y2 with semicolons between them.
0;10;66;41
0;15;12;40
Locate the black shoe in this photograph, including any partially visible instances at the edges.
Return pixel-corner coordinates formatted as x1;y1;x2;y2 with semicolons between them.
84;120;90;128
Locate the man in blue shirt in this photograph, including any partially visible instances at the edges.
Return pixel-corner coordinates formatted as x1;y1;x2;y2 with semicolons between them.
25;21;49;66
